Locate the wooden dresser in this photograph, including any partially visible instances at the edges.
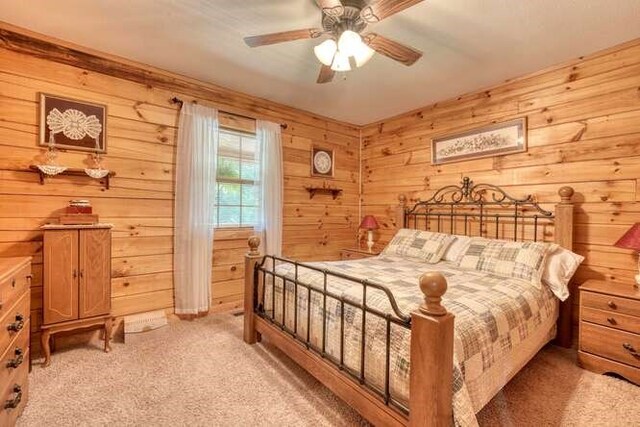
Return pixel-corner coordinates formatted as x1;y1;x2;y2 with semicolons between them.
41;224;113;367
0;257;31;425
340;247;381;261
578;279;640;384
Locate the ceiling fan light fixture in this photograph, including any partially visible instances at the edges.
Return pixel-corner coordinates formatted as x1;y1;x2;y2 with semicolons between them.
331;50;351;72
314;39;338;66
337;30;363;57
353;43;375;67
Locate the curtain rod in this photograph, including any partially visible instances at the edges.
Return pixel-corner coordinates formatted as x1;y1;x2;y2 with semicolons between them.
170;97;288;130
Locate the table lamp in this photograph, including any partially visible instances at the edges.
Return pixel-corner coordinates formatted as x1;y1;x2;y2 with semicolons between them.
614;222;640;287
359;215;379;253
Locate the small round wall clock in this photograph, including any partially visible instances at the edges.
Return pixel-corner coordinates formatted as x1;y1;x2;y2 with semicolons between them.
311;147;334;177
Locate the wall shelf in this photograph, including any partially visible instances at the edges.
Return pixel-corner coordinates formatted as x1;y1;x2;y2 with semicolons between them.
304;186;343;200
28;165;116;190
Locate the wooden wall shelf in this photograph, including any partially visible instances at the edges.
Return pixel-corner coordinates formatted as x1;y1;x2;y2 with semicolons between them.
29;165;116;189
304;186;343;200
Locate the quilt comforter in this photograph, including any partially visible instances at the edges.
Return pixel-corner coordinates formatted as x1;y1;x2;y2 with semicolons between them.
261;255;558;427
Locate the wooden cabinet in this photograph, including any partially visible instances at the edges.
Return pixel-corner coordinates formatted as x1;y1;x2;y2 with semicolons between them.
0;257;31;426
578;280;640;385
41;225;113;367
340;247;381;261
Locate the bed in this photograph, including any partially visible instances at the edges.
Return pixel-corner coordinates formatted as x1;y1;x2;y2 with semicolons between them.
243;177;576;426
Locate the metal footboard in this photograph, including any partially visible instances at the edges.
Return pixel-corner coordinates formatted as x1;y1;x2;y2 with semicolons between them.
253;254;412;414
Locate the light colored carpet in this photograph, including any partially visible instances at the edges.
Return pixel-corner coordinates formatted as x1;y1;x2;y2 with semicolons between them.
19;313;640;426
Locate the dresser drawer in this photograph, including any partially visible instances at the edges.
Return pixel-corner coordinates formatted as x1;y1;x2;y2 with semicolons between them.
0;361;28;426
580;322;640;369
0;291;29;356
0;324;29;388
581;306;640;334
581;290;640;318
0;263;30;323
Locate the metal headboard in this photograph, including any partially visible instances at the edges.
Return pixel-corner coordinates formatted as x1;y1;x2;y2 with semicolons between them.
402;177;554;242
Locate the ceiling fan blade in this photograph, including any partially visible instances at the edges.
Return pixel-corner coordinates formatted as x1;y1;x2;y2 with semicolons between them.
361;0;424;23
363;33;422;66
315;0;345;17
317;65;335;84
244;29;323;47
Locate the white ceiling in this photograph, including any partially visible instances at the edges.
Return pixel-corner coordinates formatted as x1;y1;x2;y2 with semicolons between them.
1;0;640;125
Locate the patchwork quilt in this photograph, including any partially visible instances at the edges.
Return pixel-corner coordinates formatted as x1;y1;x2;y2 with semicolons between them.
261;255;558;427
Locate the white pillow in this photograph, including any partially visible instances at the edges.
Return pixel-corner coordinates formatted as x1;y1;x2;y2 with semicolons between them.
442;235;472;262
542;245;584;301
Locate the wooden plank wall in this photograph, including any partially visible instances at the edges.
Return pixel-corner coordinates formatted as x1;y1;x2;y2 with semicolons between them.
0;25;359;345
361;38;640;322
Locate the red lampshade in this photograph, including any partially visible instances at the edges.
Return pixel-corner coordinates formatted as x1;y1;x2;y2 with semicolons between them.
359;215;379;230
614;223;640;251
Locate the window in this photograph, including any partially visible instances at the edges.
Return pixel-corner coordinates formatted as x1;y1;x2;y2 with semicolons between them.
214;128;260;228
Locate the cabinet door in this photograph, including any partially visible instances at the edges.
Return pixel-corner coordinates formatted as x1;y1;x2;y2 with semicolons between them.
79;229;111;318
43;230;79;324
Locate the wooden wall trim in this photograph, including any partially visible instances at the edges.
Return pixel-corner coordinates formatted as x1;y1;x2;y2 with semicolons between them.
0;22;358;137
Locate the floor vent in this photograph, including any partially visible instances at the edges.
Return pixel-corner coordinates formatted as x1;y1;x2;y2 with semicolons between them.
124;310;168;335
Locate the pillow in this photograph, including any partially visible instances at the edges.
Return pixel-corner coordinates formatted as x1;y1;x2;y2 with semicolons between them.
542;246;584;301
442;235;472;262
456;237;552;287
382;229;455;263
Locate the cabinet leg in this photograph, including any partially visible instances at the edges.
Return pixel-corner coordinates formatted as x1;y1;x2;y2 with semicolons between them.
41;329;51;368
104;318;112;353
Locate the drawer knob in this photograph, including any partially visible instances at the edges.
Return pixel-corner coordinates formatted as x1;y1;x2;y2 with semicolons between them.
607;301;617;309
10;278;15;287
622;343;640;358
606;317;617;325
6;314;24;332
3;384;22;410
6;348;23;369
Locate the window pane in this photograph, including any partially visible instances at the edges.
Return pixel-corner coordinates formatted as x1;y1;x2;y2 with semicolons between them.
218;183;241;205
241;161;258;181
219;132;241;157
219;206;240;226
242;184;259;207
218;156;240;179
215;128;260;228
242;207;258;226
241;137;257;159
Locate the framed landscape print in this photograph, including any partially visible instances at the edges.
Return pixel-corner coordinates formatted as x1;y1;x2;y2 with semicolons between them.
431;118;526;165
39;93;107;153
311;146;334;177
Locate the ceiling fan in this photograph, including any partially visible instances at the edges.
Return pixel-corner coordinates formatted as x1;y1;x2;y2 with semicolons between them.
244;0;424;84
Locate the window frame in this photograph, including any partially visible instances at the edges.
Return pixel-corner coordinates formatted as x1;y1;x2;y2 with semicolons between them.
214;126;260;230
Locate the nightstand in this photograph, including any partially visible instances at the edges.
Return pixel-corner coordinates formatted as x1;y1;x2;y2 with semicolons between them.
578;279;640;385
340;247;381;261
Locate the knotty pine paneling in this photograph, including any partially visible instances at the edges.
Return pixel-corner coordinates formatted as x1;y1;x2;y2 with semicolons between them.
361;38;640;324
0;25;360;340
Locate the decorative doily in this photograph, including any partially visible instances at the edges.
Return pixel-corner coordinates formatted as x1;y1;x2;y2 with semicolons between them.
36;165;68;176
47;108;103;140
84;168;110;179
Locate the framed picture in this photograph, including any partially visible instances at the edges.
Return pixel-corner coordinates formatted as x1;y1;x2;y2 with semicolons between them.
431;118;527;165
39;93;107;153
311;146;334;177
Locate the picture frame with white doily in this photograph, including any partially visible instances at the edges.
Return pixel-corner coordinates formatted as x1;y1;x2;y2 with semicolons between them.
39;93;107;154
311;146;334;178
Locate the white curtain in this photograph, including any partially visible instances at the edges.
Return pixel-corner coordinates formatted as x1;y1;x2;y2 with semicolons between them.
174;103;218;315
255;120;283;257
